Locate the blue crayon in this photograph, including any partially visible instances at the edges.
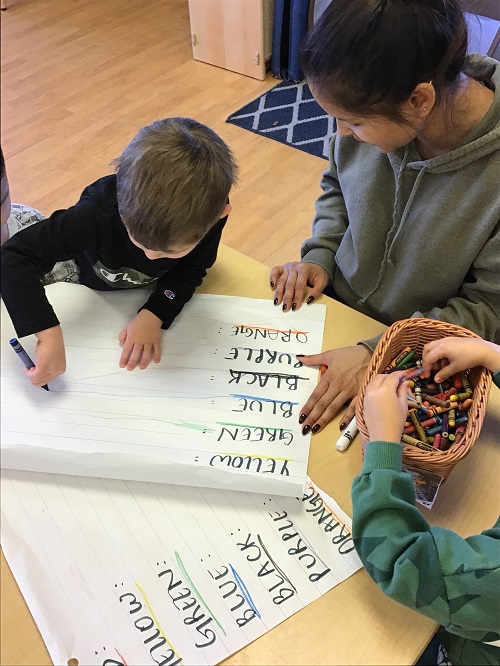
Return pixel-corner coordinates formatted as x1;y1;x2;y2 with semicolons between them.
9;338;49;391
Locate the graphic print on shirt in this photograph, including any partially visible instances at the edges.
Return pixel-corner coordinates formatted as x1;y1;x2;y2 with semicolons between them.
92;260;158;289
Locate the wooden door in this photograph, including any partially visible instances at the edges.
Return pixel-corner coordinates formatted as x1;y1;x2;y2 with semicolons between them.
188;0;273;80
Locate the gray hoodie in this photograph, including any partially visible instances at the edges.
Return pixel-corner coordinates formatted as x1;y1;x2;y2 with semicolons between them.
301;55;500;349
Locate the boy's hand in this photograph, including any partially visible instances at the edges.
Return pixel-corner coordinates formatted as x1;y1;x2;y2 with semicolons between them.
26;325;66;386
270;261;329;311
422;337;500;380
364;372;408;443
118;310;163;371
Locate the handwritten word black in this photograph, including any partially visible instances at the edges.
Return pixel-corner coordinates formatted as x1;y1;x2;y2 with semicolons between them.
232;325;308;344
207;566;257;627
225;347;303;367
119;591;182;666
157;565;217;648
217;426;293;445
210;454;290;476
228;369;308;391
269;511;331;582
232;396;295;419
301;487;356;554
236;533;296;605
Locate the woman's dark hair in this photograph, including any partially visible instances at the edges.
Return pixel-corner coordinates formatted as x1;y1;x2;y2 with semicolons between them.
0;147;5;181
302;0;468;119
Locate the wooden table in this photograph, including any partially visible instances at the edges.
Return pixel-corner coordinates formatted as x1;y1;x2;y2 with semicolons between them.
2;245;499;666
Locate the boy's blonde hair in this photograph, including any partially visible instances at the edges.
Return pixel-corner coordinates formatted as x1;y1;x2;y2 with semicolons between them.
115;118;237;250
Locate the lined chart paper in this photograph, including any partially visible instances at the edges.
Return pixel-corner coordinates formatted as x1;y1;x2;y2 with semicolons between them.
1;285;326;496
1;470;362;666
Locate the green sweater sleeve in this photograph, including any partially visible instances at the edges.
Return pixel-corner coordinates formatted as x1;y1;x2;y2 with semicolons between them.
351;441;500;649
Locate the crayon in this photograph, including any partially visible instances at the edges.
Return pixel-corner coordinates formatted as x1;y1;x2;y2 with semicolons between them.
448;409;456;428
410;410;426;443
401;434;436;452
458;398;473;411
461;372;472;395
399;367;425;384
385;347;412;372
395;350;415;369
452;373;463;390
433;433;441;449
9;338;49;391
441;411;449;440
422;393;450;409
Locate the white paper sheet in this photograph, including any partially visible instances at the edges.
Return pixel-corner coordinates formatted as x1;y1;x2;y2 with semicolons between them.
1;470;362;666
1;285;326;497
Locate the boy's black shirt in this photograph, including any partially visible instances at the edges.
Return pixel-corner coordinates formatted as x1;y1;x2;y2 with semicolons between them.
1;175;227;338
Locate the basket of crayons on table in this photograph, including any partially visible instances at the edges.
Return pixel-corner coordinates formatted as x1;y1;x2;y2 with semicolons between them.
355;318;492;479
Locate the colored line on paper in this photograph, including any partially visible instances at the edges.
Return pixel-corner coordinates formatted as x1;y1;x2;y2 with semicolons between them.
217;421;292;432
134;582;180;658
306;481;352;533
217;452;292;462
230;394;299;405
114;647;128;665
256;535;297;593
234;324;309;335
228;564;261;618
174;551;227;636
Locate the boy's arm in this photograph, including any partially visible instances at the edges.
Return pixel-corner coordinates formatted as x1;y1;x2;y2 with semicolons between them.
139;216;227;328
0;186;101;338
352;441;500;640
300;134;349;281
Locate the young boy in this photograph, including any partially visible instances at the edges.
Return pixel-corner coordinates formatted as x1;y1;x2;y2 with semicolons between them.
1;118;237;387
352;336;500;666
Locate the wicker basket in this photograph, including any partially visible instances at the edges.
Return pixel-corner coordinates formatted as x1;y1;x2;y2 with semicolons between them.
355;318;492;480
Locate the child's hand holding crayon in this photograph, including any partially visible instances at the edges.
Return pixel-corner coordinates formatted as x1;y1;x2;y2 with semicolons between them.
26;325;66;387
363;371;409;444
422;337;500;380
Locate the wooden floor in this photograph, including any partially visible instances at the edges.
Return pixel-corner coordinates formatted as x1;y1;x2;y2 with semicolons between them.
0;0;326;268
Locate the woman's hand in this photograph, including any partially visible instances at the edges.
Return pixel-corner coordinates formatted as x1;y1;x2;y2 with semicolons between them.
298;345;373;434
270;261;329;311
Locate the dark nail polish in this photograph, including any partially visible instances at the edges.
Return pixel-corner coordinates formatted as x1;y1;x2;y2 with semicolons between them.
274;298;278;305
302;424;311;435
292;302;297;311
299;413;307;424
312;424;321;434
296;354;305;357
282;303;287;311
270;281;274;288
339;422;346;430
307;295;315;304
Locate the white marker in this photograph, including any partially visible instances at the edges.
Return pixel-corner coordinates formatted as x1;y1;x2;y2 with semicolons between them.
336;416;358;452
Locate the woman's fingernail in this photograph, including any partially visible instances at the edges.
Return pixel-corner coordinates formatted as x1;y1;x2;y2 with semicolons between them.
299;413;307;424
282;303;287;311
312;424;321;434
339;422;346;430
270;281;274;288
292;302;297;311
302;424;311;435
274;298;278;305
307;295;315;304
296;354;305;357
